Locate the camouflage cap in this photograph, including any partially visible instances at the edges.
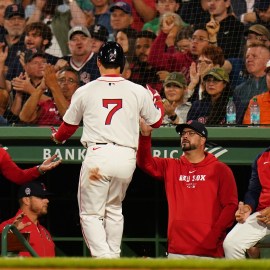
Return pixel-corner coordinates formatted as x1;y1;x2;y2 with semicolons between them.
163;72;187;88
203;67;229;83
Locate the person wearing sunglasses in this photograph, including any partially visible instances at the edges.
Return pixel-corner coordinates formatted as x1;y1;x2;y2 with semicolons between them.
137;119;238;258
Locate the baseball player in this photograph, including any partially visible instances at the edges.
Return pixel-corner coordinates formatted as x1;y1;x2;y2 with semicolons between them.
0;147;61;183
51;41;164;258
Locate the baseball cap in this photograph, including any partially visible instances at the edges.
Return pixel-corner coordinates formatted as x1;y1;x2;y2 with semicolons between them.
68;26;91;40
24;49;45;63
265;59;270;73
176;120;208;139
244;24;270;40
163;72;187;88
4;4;25;19
89;24;109;42
254;0;270;11
109;1;132;14
203;67;229;83
18;181;52;199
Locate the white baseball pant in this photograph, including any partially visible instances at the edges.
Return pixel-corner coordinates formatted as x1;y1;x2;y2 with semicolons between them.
78;143;136;258
223;212;270;259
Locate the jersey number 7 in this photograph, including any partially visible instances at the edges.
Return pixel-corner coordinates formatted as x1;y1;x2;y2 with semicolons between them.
103;99;123;125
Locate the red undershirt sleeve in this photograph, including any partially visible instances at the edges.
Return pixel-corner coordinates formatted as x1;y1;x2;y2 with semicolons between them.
54;122;79;142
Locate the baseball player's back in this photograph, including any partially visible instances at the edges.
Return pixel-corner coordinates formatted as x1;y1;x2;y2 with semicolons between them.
51;41;164;259
63;75;161;149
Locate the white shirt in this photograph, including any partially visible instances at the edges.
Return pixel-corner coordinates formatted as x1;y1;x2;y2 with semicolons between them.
63;76;162;149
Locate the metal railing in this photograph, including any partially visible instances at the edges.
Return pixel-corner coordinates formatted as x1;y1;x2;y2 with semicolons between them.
1;224;39;257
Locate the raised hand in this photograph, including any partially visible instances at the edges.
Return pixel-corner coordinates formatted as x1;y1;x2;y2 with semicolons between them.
206;15;220;42
39;154;62;172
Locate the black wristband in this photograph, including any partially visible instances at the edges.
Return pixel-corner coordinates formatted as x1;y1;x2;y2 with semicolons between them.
169;114;177;121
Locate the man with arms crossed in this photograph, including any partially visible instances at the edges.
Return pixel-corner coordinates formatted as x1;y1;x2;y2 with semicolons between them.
50;41;164;258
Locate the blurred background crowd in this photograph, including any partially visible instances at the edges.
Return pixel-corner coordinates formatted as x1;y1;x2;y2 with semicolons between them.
0;0;269;127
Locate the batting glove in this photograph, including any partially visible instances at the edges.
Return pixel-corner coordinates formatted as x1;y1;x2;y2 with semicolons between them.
146;84;162;104
50;127;65;144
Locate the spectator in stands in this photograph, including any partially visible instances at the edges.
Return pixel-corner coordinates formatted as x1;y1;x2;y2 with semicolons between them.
112;0;157;32
0;180;56;257
0;0;14;27
5;21;60;86
187;67;243;125
233;44;270;114
203;0;245;58
242;59;270;124
179;0;209;26
89;0;112;39
187;45;225;102
137;119;238;258
0;146;61;183
129;30;161;91
116;27;138;63
61;26;100;86
228;24;270;89
223;141;270;258
19;66;79;125
109;1;135;41
148;14;215;82
4;49;47;125
26;0;88;56
244;24;270;48
161;71;191;125
89;24;109;54
142;0;182;35
0;4;26;83
254;0;270;28
174;25;193;53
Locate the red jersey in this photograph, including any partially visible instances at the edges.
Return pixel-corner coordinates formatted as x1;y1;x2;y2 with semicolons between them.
0;210;55;257
37;99;62;126
137;135;238;257
0;148;40;184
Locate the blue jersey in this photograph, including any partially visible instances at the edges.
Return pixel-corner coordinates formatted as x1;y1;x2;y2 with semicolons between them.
63;52;100;86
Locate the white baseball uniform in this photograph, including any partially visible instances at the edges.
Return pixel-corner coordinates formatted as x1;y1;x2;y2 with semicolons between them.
63;75;162;258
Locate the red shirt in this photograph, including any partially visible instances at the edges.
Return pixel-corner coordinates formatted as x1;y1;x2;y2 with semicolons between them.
148;31;194;82
0;210;55;257
137;135;238;257
0;148;40;184
37;99;62;126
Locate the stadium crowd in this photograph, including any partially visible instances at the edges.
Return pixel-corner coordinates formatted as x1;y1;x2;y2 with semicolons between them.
0;0;269;126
